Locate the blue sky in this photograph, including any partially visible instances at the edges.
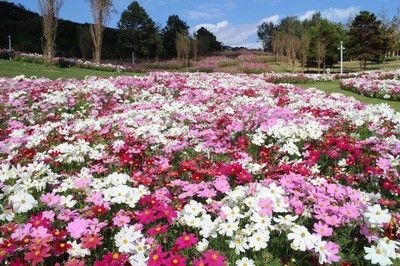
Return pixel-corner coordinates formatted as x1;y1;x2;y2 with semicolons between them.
10;0;400;48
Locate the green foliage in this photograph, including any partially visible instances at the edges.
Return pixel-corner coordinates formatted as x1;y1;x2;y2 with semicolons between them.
0;2;122;59
162;15;189;58
195;27;222;55
348;11;390;69
118;1;161;59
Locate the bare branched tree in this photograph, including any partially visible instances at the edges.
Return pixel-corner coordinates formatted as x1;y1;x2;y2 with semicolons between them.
299;33;310;73
38;0;63;61
87;0;113;63
284;34;300;73
316;39;327;74
176;31;191;67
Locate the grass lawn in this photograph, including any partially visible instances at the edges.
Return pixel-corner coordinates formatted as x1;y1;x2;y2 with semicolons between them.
0;59;140;79
297;80;400;112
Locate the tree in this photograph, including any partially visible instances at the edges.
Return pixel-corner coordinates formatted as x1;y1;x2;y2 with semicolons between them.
257;21;275;52
298;32;310;73
195;27;221;56
162;15;189;58
88;0;113;63
77;25;92;59
305;13;347;67
175;31;191;67
315;39;326;74
285;34;300;72
118;1;159;62
38;0;63;61
348;11;389;69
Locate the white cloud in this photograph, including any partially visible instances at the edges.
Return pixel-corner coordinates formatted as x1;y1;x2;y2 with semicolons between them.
297;6;360;22
192;15;280;49
298;10;317;21
321;7;359;22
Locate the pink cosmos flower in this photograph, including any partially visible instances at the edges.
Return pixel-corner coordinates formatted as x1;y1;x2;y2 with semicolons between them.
201;250;227;266
213;176;230;193
313;222;333;237
66;218;89;239
325;241;340;263
112;211;131;227
258;198;274;217
174;232;198;250
40;192;60;207
24;245;51;266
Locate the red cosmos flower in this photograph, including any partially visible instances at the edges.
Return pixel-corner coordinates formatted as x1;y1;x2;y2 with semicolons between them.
0;247;7;263
192;257;207;266
191;171;203;183
81;234;104;249
20;148;36;159
96;252;128;266
201;250;227;266
54;241;72;254
155;204;177;224
0;223;18;236
148;246;168;266
174;232;198;250
52;229;68;239
167;253;187;266
236;135;249;150
29;213;51;228
119;151;133;165
91;205;108;216
1;239;16;253
136;209;157;225
9;257;28;266
24;245;51;266
147;224;169;236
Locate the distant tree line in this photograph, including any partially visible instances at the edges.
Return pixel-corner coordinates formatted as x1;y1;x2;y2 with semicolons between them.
257;10;400;71
0;1;222;64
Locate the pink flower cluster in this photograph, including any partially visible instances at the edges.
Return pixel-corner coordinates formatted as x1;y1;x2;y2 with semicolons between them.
0;72;399;265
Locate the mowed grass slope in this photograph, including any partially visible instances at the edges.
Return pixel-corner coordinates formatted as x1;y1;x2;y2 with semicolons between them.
297;80;400;112
0;59;139;79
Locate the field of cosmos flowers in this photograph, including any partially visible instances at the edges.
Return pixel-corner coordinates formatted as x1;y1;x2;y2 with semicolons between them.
0;72;400;265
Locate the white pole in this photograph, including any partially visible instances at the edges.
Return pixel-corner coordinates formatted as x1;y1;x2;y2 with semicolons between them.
132;51;135;64
8;35;11;51
338;41;345;75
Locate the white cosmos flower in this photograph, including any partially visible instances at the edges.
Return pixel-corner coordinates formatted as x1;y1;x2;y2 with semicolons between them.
229;233;249;254
60;195;77;208
248;229;270;251
183;200;204;216
115;225;143;253
218;220;239;237
196;238;209;252
364;244;393;266
364;204;391;225
68;240;90;258
9;191;37;213
287;225;315;251
377;237;400;259
235;257;255;266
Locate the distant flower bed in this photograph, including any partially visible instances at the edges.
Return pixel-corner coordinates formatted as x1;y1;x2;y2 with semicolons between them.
341;76;400;100
0;49;131;72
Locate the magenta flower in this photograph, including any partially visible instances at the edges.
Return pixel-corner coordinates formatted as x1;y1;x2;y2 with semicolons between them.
174;232;198;250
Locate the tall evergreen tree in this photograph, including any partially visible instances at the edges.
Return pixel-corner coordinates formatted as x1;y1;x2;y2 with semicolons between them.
118;1;159;61
195;27;221;56
162;15;189;58
257;21;275;52
348;11;389;69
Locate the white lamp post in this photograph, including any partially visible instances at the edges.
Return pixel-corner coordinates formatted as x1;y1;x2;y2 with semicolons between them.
8;35;12;51
338;41;345;74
